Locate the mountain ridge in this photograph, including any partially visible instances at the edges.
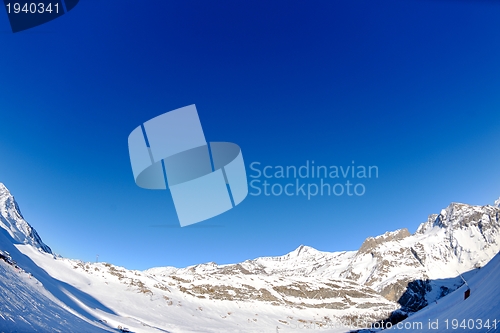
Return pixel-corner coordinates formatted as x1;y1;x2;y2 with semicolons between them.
144;199;500;317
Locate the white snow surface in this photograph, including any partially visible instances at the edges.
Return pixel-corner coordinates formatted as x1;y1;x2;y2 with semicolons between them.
1;182;500;332
0;246;109;332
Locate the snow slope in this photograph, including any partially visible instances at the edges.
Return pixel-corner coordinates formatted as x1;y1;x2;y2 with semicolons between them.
0;212;114;332
0;258;109;333
388;250;500;332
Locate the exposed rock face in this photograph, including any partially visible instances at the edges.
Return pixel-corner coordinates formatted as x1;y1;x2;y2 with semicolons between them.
416;202;499;237
151;270;399;323
358;228;411;254
381;279;431;312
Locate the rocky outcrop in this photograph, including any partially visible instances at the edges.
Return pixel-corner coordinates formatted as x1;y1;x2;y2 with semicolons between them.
358;229;411;254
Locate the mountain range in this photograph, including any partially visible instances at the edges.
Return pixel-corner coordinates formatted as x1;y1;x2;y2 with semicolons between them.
0;182;499;332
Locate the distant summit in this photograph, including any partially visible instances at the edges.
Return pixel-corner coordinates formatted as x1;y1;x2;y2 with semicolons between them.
0;183;51;254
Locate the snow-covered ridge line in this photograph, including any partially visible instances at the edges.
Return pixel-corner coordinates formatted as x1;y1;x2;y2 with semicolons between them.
145;199;500;316
148;201;499;275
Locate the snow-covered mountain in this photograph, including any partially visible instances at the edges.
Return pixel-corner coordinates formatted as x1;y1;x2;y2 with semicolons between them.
0;182;499;332
0;183;51;254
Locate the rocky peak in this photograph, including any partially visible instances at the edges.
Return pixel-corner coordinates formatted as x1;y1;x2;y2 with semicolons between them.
416;201;500;235
0;183;20;209
415;214;439;234
290;244;317;257
495;197;500;208
358;228;410;254
0;182;8;193
0;183;52;254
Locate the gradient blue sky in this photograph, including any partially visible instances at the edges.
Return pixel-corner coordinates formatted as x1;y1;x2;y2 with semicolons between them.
1;0;499;270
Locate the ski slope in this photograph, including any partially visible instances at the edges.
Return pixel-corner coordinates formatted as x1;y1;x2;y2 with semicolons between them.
388;251;500;332
0;225;112;332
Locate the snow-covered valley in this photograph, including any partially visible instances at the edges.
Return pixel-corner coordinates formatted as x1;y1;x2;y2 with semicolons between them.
1;182;499;332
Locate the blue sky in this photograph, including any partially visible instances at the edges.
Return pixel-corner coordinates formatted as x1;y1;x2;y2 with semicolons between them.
0;0;499;270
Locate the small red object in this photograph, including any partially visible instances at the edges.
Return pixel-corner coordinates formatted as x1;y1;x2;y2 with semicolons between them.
464;288;471;300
